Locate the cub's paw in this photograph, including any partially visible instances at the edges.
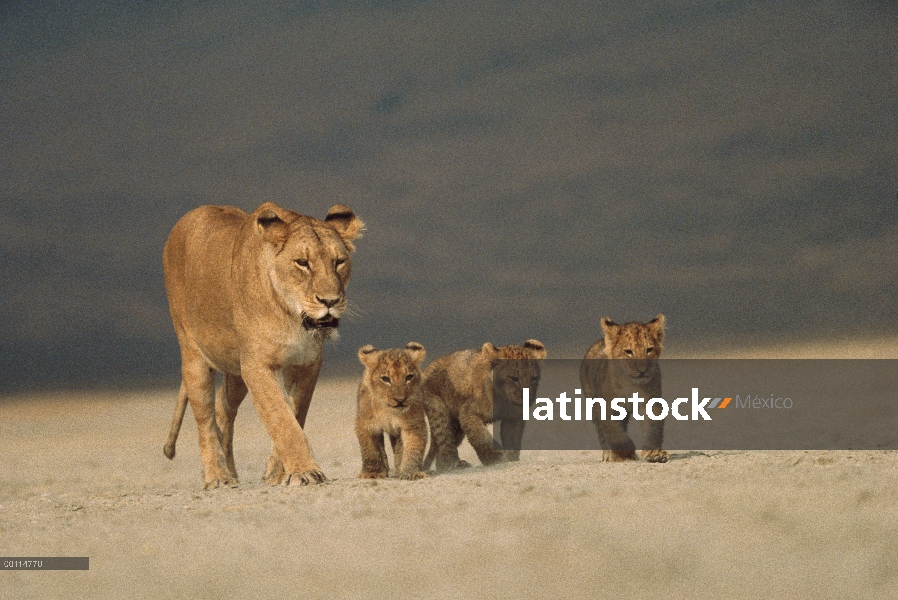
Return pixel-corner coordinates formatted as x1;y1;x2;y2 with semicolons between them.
398;471;429;480
286;469;327;486
602;449;637;462
455;459;472;469
641;449;670;463
504;450;521;462
358;471;388;479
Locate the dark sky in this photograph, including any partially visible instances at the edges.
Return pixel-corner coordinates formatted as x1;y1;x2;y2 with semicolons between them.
1;0;897;392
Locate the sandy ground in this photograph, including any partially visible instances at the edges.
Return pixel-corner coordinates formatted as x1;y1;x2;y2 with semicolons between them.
2;346;898;598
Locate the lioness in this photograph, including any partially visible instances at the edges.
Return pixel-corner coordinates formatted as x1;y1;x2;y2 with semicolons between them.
162;202;363;488
579;314;668;463
422;340;546;473
355;343;429;480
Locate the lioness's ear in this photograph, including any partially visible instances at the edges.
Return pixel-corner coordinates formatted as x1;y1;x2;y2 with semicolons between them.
358;344;378;365
405;342;426;366
325;205;365;252
601;317;619;347
523;339;547;359
647;314;666;342
255;202;293;245
481;342;499;363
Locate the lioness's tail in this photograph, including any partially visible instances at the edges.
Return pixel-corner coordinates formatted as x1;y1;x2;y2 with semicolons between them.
163;382;188;459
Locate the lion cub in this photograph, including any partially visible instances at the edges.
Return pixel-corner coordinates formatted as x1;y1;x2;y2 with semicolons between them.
579;314;668;463
422;340;547;473
355;342;429;480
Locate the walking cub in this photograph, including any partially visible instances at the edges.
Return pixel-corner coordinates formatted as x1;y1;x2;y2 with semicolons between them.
579;314;668;463
422;340;547;473
355;342;429;480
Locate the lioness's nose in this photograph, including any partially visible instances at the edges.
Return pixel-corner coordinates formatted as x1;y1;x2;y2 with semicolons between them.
316;295;341;308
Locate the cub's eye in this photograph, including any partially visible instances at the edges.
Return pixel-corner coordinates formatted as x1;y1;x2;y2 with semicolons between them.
624;349;634;356
335;258;346;268
405;374;414;382
509;376;520;384
295;259;310;268
531;376;539;383
380;376;391;384
647;347;655;354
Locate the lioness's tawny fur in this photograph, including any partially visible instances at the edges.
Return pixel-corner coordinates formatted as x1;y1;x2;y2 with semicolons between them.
422;340;546;473
579;314;668;463
162;202;363;489
355;343;429;480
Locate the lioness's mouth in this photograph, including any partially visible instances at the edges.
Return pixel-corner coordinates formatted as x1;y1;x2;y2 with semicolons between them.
302;315;340;330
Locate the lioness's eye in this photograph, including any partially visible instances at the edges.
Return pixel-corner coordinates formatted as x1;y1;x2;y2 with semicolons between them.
380;376;390;384
509;376;519;384
531;376;539;383
295;259;309;268
405;374;414;382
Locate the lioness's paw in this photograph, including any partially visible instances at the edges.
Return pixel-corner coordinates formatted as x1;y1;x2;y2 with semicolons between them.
285;469;327;486
358;471;388;479
602;449;637;462
263;458;286;484
203;477;239;490
641;449;670;463
398;471;429;480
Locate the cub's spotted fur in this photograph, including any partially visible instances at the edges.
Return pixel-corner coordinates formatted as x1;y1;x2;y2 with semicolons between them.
579;314;668;463
422;340;546;472
355;343;429;480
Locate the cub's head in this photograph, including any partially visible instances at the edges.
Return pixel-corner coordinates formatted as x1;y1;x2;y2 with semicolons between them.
254;202;364;338
482;340;547;406
358;342;426;410
601;314;665;382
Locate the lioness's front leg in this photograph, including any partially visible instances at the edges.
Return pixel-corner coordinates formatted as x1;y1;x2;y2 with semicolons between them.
263;363;323;484
242;363;325;485
215;374;248;481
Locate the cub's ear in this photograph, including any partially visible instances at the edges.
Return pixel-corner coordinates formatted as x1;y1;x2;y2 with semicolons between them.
325;205;365;252
523;339;547;359
647;314;666;342
254;202;294;245
600;317;619;347
481;342;499;364
358;344;378;366
404;342;426;366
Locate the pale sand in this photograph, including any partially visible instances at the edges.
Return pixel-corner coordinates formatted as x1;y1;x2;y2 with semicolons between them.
2;343;897;598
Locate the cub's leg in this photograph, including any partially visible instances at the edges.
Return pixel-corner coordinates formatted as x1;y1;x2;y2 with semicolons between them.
499;418;525;462
639;414;668;463
181;348;235;489
596;416;637;462
389;433;403;474
357;430;389;479
423;392;465;472
459;408;505;467
215;374;248;481
263;362;323;485
395;421;429;480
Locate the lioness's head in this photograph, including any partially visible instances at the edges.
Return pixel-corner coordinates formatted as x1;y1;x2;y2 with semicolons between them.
254;202;364;338
483;340;547;406
601;314;665;382
358;342;426;410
